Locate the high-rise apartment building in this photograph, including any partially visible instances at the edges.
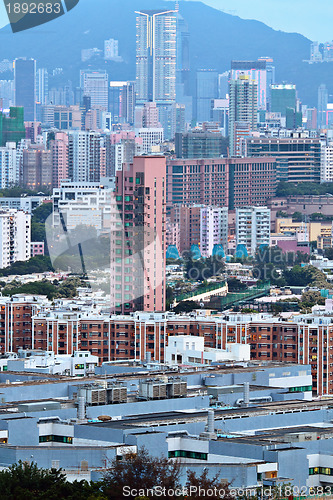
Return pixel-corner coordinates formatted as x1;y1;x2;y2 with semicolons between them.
104;39;119;60
236;206;271;256
0;80;14;109
318;84;328;129
0;142;18;188
200;206;228;257
36;68;48;106
51;132;69;188
21;145;53;190
111;156;166;314
14;58;36;121
168;205;201;254
195;69;218;123
80;70;108;111
135;9;177;104
0;209;31;268
229;75;258;156
67;131;102;183
320;142;333;183
231;60;268;110
167;157;276;209
121;82;135;125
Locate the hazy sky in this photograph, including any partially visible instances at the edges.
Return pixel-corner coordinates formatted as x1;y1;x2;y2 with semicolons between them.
0;0;330;41
190;0;331;41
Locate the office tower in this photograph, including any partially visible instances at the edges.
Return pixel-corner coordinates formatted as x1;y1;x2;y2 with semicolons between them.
80;70;108;111
175;3;190;97
104;132;137;176
21;145;52;190
108;82;122;121
218;71;229;99
0;142;18;188
41;104;82;129
258;57;275;111
229;75;258;156
175;130;226;158
271;84;296;116
0;80;14;109
67;131;102;182
211;98;229;135
167;157;276;209
171;103;186;138
121;82;135;125
231;60;267;110
200;206;228;257
306;108;317;130
247;136;321;183
51;132;69;188
135;9;177;104
236;207;271;256
104;39;119;60
0;210;31;268
36;68;48;106
286;107;302;129
111;156;166;314
14;58;36;121
196;69;218;123
136;128;164;154
318;84;328;129
0;107;25;147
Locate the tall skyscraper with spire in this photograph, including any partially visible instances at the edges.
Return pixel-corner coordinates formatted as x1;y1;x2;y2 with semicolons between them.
135;9;177;105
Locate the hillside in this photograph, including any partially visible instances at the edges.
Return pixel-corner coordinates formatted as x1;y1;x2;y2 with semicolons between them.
0;0;329;105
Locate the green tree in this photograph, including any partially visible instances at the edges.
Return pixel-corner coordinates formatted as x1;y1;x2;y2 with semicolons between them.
102;447;181;500
185;469;233;500
0;461;102;500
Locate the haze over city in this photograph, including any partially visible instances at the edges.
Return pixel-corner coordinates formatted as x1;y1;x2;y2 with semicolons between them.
0;0;333;498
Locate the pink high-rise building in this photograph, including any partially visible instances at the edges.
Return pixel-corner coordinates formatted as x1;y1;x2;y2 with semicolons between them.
142;102;161;128
51;132;69;188
111;156;166;314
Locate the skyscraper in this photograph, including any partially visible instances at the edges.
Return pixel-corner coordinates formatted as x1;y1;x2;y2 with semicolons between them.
14;58;36;121
231;60;267;110
80;70;108;111
111;156;166;314
195;70;218;123
135;9;177;104
318;84;328;129
229;75;258;156
271;84;296;116
67;131;102;182
36;68;49;106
